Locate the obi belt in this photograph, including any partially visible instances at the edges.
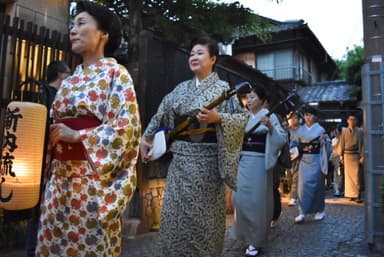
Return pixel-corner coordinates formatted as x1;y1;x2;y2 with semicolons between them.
242;133;267;153
299;137;320;154
53;116;101;160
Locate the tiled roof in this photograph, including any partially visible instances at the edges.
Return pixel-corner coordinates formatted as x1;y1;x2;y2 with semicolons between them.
297;80;357;103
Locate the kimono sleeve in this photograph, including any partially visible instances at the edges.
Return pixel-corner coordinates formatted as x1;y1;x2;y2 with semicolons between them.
79;65;141;174
265;113;288;171
143;91;175;138
320;128;332;175
216;96;249;191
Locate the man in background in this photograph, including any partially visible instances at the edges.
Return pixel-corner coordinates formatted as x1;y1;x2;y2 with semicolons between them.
338;113;364;203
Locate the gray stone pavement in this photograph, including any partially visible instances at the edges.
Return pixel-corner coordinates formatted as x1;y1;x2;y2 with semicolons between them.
121;192;383;257
3;191;384;257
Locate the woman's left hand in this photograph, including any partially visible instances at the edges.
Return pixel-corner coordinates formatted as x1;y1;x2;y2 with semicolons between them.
49;123;81;146
261;116;272;131
320;133;327;144
196;108;221;124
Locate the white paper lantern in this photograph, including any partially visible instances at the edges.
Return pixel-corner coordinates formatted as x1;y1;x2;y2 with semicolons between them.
0;101;47;210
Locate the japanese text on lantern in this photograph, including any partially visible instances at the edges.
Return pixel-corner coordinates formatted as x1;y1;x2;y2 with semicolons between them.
0;106;22;201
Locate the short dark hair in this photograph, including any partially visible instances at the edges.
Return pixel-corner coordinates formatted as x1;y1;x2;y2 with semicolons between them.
75;1;122;57
302;105;318;116
46;60;70;83
190;36;219;57
250;86;269;103
346;112;358;119
288;110;301;120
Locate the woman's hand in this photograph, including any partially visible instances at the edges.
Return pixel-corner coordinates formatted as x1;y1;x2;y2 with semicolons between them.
140;137;153;163
320;133;327;145
196;108;221;124
49;123;81;145
261;116;272;131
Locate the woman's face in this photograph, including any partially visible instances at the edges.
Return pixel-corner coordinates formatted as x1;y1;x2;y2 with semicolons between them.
289;115;300;127
304;112;316;126
245;91;264;112
70;11;106;56
188;44;216;78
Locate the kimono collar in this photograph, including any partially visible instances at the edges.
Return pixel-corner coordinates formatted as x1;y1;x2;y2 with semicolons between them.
193;72;219;89
305;122;319;130
195;79;201;87
76;57;116;72
250;108;268;119
245;108;269;134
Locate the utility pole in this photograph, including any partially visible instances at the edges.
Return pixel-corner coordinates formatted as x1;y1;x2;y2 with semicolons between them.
362;0;384;253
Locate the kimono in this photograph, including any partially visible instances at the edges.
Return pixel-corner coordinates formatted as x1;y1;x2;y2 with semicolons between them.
288;125;300;200
35;58;141;257
230;108;287;249
338;127;364;198
143;72;247;257
330;136;343;194
296;123;330;215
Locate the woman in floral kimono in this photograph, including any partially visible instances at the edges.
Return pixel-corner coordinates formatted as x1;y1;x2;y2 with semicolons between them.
294;106;330;224
140;36;248;257
35;1;141;256
229;87;287;257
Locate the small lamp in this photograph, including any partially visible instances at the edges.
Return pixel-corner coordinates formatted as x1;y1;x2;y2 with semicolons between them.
0;101;47;210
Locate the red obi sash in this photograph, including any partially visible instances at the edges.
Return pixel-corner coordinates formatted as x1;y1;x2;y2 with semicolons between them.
53;116;101;160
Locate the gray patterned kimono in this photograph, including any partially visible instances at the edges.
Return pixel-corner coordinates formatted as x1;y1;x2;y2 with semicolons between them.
143;72;248;257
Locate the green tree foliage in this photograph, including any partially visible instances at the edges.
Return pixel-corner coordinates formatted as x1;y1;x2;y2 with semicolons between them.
143;0;272;46
69;0;277;83
336;45;364;99
336;45;364;86
91;0;273;47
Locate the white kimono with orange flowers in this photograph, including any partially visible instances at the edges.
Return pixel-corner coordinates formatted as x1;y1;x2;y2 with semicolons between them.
36;58;141;257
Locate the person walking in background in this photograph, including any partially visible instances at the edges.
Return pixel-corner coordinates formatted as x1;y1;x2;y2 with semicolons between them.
294;106;331;224
140;36;247;257
286;111;301;206
42;61;71;108
330;125;344;197
25;60;71;257
35;1;141;256
338;113;364;203
230;87;287;257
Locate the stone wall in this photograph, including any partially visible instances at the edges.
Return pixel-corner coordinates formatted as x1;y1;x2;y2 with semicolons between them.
122;177;166;238
137;179;165;234
122;178;234;238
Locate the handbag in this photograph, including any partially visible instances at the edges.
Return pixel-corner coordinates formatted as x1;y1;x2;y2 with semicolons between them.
290;146;300;161
149;130;167;161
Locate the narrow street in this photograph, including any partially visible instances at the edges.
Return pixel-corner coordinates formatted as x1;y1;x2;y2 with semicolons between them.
4;191;382;257
121;191;381;257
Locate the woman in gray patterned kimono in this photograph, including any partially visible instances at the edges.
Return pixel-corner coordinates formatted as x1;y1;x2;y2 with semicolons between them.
229;87;287;256
140;36;248;257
